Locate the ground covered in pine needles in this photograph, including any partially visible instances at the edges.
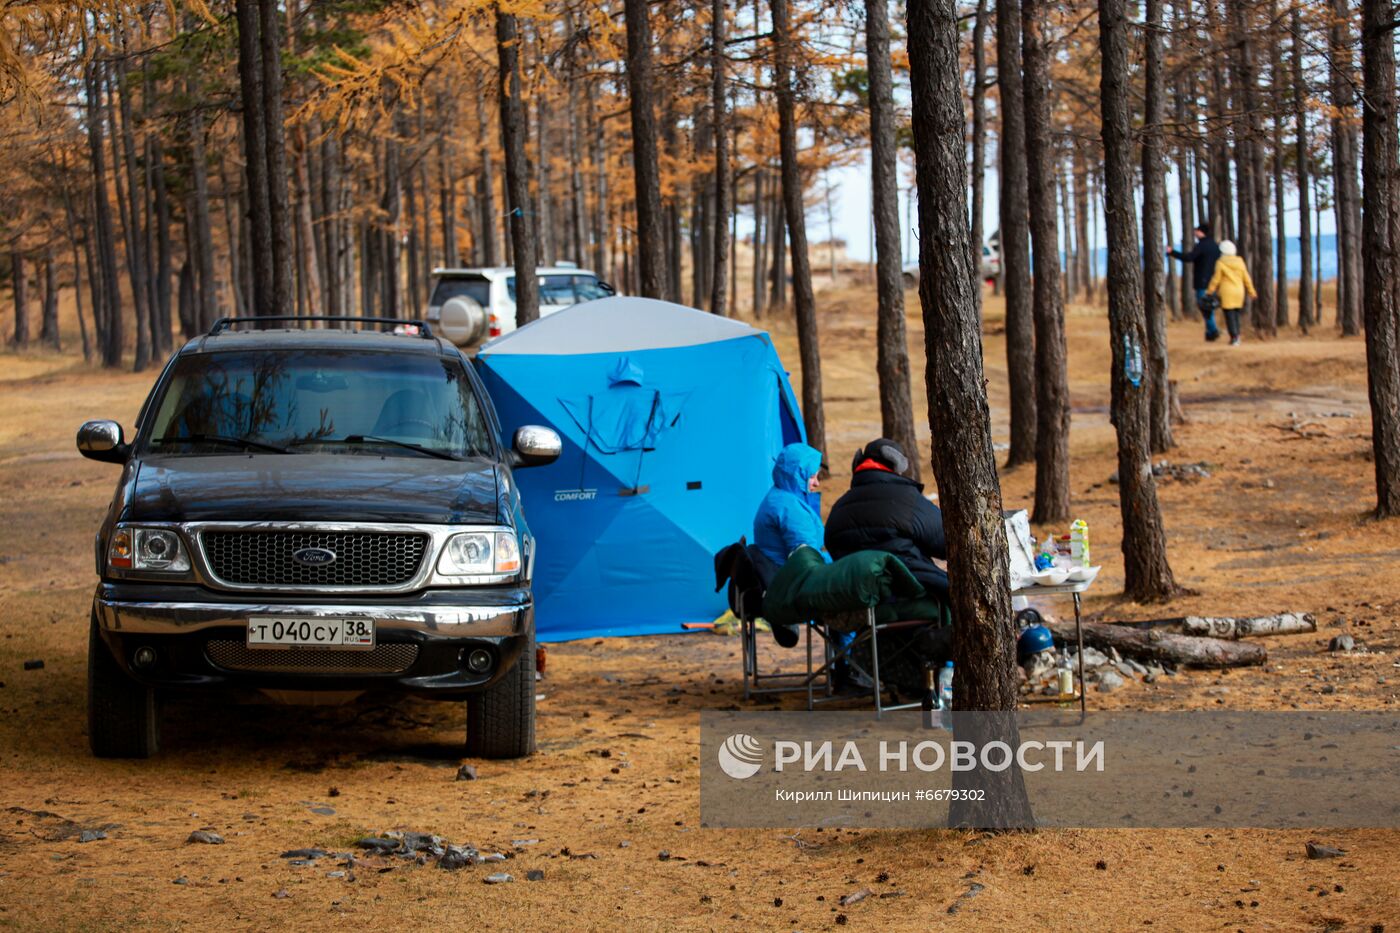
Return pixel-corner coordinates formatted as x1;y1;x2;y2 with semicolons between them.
1;288;1397;930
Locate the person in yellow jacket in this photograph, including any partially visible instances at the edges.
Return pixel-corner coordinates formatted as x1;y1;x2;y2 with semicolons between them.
1205;240;1257;346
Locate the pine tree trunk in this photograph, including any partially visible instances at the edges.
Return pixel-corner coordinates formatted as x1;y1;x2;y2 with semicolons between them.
623;0;668;299
41;251;59;350
907;0;1032;830
996;0;1037;467
711;0;731;317
968;0;988;317
10;253;29;347
1022;0;1071;520
1142;0;1173;452
496;7;540;326
1175;69;1197;320
1292;5;1313;333
1229;0;1275;335
752;170;767;317
294;133;323;318
769;191;786;310
258;0;294;314
867;0;920;479
1073;147;1091;300
1330;0;1363;336
235;0;274;318
1268;0;1288;328
1359;0;1400;515
773;0;826;456
475;95;499;268
1099;0;1178;602
187;101;219;331
535;93;554;266
150;134;173;354
107;67;149;371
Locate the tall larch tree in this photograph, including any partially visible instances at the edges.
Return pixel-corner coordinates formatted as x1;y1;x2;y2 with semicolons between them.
1100;0;1178;602
908;0;1032;830
866;0;920;478
623;0;667;299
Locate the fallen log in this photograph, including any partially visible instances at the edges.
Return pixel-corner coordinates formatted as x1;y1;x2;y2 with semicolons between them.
1045;619;1267;668
1123;613;1316;639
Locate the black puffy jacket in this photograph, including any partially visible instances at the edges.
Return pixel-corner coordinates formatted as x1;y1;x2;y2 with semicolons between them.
824;467;949;598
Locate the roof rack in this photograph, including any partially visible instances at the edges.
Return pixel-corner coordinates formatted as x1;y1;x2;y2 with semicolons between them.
206;316;436;339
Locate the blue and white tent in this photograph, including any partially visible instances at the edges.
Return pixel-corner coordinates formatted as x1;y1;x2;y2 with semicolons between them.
475;296;806;641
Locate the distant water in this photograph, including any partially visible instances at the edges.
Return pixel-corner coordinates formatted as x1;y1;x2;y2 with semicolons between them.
1072;233;1342;281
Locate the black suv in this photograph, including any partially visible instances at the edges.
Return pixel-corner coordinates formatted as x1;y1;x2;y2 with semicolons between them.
77;317;560;759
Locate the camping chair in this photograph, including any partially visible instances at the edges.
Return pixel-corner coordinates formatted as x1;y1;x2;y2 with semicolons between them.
805;607;950;719
715;538;834;702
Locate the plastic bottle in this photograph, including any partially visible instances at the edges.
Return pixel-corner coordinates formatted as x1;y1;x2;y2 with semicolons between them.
1124;334;1145;388
921;665;940;730
1057;655;1075;697
1070;519;1090;568
938;662;954;730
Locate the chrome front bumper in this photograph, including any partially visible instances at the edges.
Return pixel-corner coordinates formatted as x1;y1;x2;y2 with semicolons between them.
95;596;525;638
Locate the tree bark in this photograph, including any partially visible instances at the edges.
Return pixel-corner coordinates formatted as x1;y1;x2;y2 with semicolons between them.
711;0;731;317
1142;0;1173;451
773;0;826;457
752;170;767;317
187;101;219;331
1268;0;1288;328
1229;0;1275;336
149;133;173;355
867;0;920;479
258;0;294;315
1292;5;1313;333
623;0;668;299
234;0;274;319
496;7;539;326
908;0;1031;830
1099;0;1178;602
1329;0;1363;336
475;96;499;268
111;61;151;370
41;251;59;350
969;0;988;317
1021;0;1071;520
1359;0;1400;516
1044;619;1267;667
996;0;1036;467
10;253;29;347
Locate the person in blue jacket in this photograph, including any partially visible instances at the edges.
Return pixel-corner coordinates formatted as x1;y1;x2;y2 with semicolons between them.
753;443;827;568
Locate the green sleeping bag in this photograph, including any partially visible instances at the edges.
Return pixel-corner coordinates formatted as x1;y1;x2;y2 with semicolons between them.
761;545;926;629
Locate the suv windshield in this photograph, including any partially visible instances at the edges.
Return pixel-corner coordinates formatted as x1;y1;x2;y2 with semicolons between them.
507;274;607;305
145;349;495;459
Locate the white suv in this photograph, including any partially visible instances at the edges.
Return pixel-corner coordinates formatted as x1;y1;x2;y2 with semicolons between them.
427;266;615;345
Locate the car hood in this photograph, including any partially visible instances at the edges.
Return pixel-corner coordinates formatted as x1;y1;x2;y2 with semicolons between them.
126;453;500;525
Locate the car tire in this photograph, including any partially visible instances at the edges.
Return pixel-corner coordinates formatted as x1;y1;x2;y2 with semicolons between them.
465;631;536;759
88;610;160;759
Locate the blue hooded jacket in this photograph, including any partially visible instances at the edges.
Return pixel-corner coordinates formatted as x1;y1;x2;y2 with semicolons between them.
753;443;827;566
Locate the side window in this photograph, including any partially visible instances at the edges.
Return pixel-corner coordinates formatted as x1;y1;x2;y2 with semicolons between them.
572;276;609;301
506;276;516;302
541;275;577;305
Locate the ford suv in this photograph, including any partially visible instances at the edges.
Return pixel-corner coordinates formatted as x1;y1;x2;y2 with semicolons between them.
77;316;560;759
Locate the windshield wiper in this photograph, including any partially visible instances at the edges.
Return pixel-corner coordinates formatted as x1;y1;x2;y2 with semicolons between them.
153;433;291;454
338;435;462;461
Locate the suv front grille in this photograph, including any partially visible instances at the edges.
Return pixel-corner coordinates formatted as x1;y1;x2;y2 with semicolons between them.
207;640;418;674
201;530;429;588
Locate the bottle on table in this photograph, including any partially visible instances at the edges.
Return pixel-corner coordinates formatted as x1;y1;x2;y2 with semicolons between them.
921;664;940;730
938;662;954;730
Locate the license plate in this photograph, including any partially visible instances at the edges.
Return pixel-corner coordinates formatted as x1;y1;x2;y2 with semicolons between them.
246;617;375;650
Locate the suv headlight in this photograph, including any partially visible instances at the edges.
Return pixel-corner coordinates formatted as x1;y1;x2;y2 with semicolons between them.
437;531;520;576
108;527;191;572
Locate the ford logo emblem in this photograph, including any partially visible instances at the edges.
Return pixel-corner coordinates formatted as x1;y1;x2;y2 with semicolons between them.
293;547;337;566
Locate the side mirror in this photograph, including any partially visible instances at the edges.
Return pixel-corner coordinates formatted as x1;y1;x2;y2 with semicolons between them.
77;420;129;464
510;425;561;469
597;281;617;296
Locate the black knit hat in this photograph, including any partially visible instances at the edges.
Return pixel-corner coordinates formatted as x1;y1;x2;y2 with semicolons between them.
1194;223;1211;237
853;438;910;476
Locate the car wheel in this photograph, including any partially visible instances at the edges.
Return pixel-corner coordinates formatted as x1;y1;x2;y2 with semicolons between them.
465;631;536;759
88;610;160;759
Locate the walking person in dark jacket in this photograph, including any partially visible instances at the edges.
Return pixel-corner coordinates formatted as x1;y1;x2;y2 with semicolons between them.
824;438;948;600
1167;223;1222;341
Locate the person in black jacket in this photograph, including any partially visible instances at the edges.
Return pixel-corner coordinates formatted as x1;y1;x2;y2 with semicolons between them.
1167;223;1222;341
824;438;948;600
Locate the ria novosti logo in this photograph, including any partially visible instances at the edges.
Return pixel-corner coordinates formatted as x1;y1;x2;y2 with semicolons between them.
717;733;764;779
